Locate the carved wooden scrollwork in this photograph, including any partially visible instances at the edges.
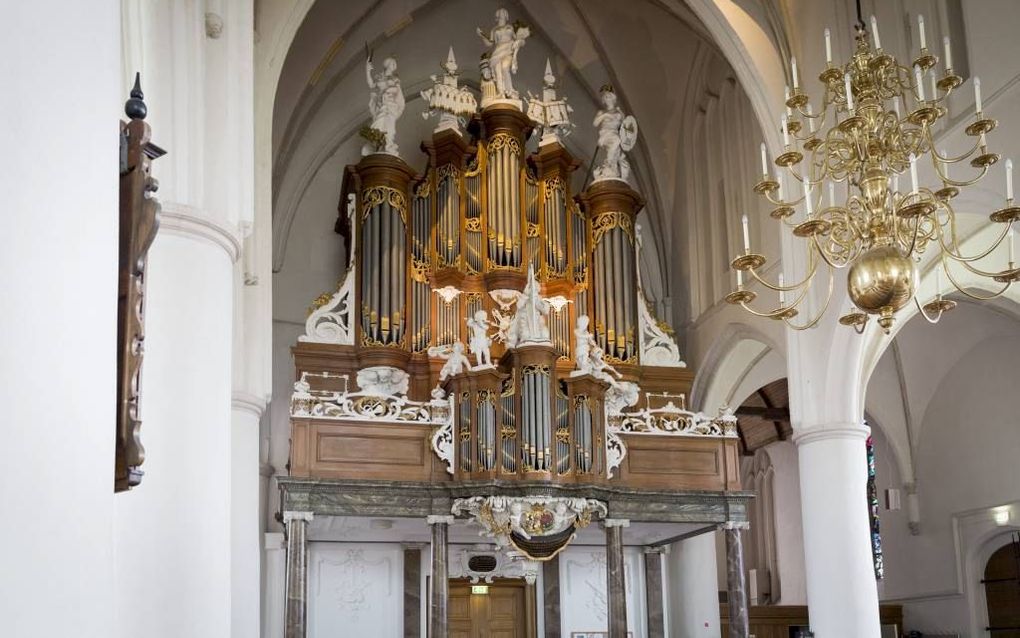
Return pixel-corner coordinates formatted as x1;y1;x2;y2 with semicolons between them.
116;73;165;492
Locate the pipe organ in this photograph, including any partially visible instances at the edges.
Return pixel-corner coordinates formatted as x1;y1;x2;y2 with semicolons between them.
309;85;705;486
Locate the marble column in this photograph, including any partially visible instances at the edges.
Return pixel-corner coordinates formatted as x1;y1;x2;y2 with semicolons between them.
284;511;313;638
604;519;630;638
543;557;561;638
428;515;454;638
644;547;666;638
403;543;425;638
723;522;750;638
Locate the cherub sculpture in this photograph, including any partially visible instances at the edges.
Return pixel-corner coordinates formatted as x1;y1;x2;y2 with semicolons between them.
466;310;494;368
477;8;530;103
362;53;405;156
430;341;471;382
571;315;600;377
592;84;638;181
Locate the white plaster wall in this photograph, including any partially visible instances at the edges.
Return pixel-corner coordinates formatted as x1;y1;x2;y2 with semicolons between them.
307;542;404;638
560;546;647;637
874;334;1020;635
0;1;120;635
667;533;721;637
763;440;807;605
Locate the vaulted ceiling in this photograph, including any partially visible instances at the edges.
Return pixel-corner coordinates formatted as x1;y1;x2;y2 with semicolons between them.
269;0;746;328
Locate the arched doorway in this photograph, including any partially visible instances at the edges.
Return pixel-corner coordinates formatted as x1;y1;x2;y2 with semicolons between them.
984;535;1020;637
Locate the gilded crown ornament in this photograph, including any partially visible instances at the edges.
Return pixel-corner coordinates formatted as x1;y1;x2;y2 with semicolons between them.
727;10;1019;333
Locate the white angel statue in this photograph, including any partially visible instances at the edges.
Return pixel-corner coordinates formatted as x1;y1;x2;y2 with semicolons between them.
466;310;494;368
592;84;638;182
430;341;471;382
477;8;530;102
362;53;405;156
571;315;600;377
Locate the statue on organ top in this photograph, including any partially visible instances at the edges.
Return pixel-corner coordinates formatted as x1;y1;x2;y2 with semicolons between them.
527;59;574;146
362;53;405;156
477;8;530;106
506;265;551;347
592;84;638;182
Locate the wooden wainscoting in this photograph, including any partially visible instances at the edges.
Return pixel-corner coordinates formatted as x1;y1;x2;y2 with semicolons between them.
719;604;903;637
290;418;450;482
614;435;741;491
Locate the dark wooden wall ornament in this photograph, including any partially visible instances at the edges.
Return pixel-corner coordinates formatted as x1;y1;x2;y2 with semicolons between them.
116;73;165;492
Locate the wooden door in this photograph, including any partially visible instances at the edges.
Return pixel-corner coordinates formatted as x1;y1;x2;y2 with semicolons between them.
448;580;529;638
985;539;1020;637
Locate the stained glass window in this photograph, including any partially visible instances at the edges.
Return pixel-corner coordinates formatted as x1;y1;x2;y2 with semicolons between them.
867;435;884;579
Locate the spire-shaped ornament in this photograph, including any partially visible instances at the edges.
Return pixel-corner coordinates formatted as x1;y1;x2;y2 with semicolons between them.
526;59;574;146
420;47;478;134
592;84;638;183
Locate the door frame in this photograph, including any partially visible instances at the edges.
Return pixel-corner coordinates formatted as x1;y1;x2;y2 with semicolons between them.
448;577;538;638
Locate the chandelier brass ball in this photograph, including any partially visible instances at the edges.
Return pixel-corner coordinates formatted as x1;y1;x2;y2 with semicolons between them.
847;245;918;318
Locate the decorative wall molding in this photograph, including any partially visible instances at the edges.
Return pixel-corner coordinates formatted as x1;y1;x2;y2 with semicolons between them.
160;202;242;263
449;544;539;584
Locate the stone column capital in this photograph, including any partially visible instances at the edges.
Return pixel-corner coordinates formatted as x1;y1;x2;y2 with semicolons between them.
719;521;750;531
402;542;429;551
160;202;242;263
427;514;455;526
603;518;630;528
792;421;870;446
283;511;314;524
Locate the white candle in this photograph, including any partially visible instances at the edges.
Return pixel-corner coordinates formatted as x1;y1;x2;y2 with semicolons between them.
828;182;836;207
804;179;814;215
910;153;919;193
792;56;800;89
807;103;815;133
778;273;786;304
918;15;927;50
777;172;785;201
1007;158;1014;200
781;115;790;147
737;268;744;288
741;213;750;252
894;94;902;119
844;73;855;112
975;76;983;113
915;65;926;101
825;28;833;64
944;36;953;70
930;70;937;99
1009;228;1016;264
760;142;769;175
871;15;882;50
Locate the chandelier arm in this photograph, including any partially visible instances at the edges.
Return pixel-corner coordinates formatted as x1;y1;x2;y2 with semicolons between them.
942;261;1013;299
782;265;835;331
957;256;1017;279
738;301;797;319
912;295;944;324
811;236;850;269
746;253;819;292
933;215;1014;263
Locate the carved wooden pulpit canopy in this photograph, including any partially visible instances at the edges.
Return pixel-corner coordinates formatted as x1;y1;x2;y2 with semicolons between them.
116;74;165;492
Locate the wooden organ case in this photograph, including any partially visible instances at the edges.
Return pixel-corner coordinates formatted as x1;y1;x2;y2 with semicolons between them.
290;103;740;493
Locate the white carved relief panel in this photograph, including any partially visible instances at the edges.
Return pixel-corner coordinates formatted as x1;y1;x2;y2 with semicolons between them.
560;546;647;637
308;542;402;638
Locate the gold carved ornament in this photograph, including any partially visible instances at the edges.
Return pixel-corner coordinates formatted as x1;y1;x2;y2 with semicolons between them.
361;185;408;225
591;211;634;245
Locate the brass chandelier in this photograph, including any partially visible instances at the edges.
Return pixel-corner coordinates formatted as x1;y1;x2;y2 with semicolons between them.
726;11;1019;333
